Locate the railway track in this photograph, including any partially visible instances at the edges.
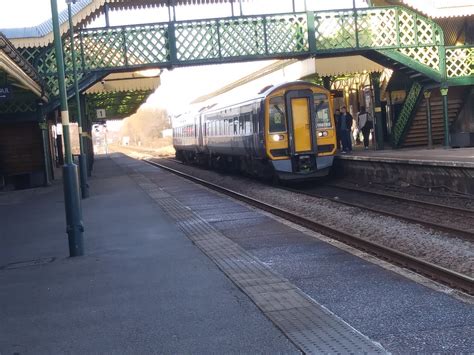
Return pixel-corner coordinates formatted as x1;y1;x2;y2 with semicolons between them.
144;158;474;296
286;184;474;242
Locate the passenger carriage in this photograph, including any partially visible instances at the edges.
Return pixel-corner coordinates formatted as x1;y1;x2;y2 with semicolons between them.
173;81;337;181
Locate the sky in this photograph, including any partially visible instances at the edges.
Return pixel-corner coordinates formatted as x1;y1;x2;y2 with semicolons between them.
0;1;68;29
0;0;368;116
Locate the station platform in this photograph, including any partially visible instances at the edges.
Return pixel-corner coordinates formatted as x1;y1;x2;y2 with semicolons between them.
334;146;474;194
1;154;473;354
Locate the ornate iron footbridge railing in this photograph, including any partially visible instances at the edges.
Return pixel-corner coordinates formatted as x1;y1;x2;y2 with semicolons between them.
20;5;474;98
392;81;423;148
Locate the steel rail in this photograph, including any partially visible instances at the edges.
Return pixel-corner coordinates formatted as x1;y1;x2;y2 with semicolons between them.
144;158;474;296
284;186;474;242
327;183;474;215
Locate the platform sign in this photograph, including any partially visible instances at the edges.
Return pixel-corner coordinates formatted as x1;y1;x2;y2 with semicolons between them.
0;86;12;101
96;109;106;119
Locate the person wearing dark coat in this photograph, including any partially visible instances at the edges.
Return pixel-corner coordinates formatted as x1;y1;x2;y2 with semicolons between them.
339;106;353;153
334;108;341;150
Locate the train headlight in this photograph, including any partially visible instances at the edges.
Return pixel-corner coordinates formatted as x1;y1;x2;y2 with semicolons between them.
272;134;284;141
317;131;328;137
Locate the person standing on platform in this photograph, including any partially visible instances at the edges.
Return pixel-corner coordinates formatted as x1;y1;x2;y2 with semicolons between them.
340;106;353;153
357;106;373;150
334;108;341;150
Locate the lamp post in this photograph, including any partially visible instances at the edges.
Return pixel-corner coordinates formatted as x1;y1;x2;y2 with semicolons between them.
66;0;89;198
50;0;84;256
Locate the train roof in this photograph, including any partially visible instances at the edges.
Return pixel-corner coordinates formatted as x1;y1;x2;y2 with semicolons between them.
171;80;328;126
197;80;326;115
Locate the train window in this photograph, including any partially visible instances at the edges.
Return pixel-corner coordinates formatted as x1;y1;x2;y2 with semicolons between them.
234;117;238;135
239;116;245;135
313;93;332;128
243;113;252;134
269;96;287;133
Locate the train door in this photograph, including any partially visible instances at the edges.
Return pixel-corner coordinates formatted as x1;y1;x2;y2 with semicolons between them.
285;90;316;155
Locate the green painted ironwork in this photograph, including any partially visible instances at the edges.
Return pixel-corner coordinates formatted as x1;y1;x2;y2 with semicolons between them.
68;90;153;120
0;90;37;114
446;45;474;85
392;81;423;148
19;5;474;104
0;100;37;114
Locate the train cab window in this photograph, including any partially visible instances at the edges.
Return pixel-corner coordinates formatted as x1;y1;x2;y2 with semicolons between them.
313;93;332;128
269;96;287;133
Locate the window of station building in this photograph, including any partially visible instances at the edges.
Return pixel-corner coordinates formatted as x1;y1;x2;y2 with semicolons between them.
313;93;332;128
269;96;287;133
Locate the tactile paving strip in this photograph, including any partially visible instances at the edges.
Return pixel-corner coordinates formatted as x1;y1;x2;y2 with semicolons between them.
114;156;387;354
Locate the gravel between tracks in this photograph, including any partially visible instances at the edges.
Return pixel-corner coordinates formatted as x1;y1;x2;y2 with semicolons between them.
120;149;474;278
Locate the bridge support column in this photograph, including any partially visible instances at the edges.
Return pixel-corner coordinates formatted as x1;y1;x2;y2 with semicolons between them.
370;72;384;150
423;90;433;149
440;84;450;148
51;0;84;257
322;76;332;91
68;2;89;199
80;94;93;177
37;101;51;186
55;109;64;166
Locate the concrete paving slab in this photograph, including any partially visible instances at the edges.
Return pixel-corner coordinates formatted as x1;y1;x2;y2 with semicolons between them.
0;156;298;354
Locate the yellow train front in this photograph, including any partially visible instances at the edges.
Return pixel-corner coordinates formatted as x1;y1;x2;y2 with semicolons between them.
263;82;336;181
173;81;337;181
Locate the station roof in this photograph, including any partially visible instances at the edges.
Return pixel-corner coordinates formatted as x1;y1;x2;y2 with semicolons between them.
0;33;44;98
85;70;161;94
372;0;474;18
1;0;245;48
192;56;386;104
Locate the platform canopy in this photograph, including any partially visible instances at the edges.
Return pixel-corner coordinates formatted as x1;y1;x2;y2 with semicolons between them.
193;56;386;103
0;33;44;98
85;70;161;94
2;0;249;48
0;33;47;118
80;69;160;120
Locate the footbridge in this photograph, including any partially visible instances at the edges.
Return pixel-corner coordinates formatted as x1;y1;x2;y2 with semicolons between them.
16;5;474;101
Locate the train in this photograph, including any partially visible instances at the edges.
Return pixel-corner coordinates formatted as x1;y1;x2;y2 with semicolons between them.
172;81;337;181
